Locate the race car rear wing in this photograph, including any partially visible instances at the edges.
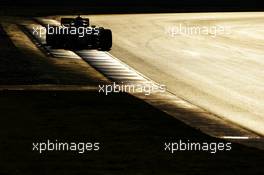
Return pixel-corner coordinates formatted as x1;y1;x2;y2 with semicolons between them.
61;18;90;27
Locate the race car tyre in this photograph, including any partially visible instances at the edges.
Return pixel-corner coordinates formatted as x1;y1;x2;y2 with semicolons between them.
99;29;112;51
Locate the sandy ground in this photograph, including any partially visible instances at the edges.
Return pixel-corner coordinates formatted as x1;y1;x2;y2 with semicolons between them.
77;12;264;136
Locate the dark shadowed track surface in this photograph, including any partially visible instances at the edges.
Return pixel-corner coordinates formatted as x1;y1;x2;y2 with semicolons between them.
0;11;264;175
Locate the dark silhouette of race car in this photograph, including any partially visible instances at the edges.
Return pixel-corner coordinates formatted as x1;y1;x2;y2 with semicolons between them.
46;15;112;51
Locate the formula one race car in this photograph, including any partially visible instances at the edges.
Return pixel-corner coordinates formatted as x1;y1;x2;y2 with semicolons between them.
46;15;112;51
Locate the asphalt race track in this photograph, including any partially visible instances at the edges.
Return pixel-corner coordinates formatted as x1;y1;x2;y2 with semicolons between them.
78;12;264;136
1;11;264;175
